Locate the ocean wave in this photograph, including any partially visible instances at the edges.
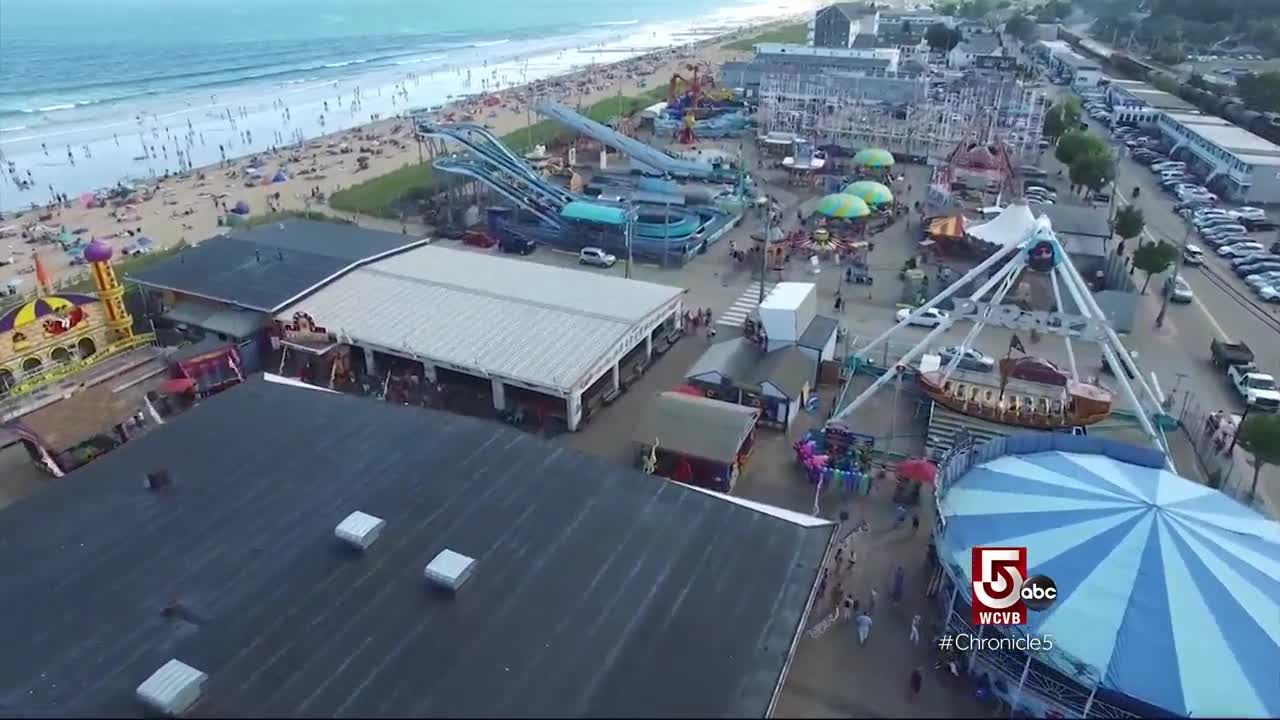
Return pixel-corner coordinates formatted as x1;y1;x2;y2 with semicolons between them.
470;39;510;48
394;54;448;66
592;20;639;26
0;125;27;133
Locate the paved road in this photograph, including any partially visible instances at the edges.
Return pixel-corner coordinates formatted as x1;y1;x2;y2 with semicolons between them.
1044;91;1280;511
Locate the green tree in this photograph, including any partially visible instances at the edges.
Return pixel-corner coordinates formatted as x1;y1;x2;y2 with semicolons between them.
1132;240;1178;294
926;22;963;50
1238;413;1280;504
1005;13;1037;42
1114;205;1145;241
1070;151;1114;194
936;1;960;15
1043;99;1082;140
1237;71;1280;113
1054;129;1105;165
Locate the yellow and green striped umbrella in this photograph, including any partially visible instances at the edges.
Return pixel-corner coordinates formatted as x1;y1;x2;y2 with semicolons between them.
842;180;895;206
814;193;871;219
853;148;895;168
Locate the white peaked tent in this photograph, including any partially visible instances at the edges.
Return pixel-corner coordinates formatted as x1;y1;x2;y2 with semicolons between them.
967;202;1038;247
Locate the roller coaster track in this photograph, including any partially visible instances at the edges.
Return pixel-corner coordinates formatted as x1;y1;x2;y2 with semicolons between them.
1196;264;1280;337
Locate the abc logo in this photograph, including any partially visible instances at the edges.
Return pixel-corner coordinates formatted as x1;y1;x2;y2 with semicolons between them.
1020;575;1058;612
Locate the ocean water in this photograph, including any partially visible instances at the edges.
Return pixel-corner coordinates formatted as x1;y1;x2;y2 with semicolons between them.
0;0;813;210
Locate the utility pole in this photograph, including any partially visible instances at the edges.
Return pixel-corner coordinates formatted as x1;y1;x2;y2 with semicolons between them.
1156;227;1191;328
759;196;771;303
625;200;634;280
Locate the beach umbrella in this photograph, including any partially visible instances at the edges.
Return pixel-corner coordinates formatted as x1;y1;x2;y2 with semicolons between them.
853;148;895;168
232;200;250;215
271;170;288;184
895;458;937;484
842;180;894;206
136;236;153;247
813;193;870;219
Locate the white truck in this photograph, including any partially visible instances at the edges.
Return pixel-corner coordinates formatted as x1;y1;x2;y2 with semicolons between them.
1227;364;1280;412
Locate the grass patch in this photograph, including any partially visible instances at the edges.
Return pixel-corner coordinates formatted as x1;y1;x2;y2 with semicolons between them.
243;210;351;227
330;86;674;218
722;22;808;51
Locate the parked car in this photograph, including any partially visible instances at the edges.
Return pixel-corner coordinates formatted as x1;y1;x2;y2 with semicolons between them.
938;345;996;372
1219;242;1266;257
1026;188;1058;201
1165;275;1194;303
578;246;617;267
1231;253;1278;269
1260;285;1280;302
1231;207;1267;222
1245;270;1280;287
895;307;950;327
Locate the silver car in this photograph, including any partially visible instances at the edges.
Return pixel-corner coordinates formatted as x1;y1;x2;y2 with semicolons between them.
939;345;996;372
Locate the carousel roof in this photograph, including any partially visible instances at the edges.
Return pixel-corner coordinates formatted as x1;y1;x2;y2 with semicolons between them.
938;440;1280;718
0;293;99;333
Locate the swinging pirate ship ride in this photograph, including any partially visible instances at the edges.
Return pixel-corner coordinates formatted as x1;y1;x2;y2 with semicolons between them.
830;208;1170;452
917;355;1114;430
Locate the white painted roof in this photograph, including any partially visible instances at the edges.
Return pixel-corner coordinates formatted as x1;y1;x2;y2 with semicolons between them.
279;246;683;393
760;282;814;311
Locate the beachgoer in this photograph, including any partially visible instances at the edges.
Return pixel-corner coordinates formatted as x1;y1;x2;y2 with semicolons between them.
855;611;872;645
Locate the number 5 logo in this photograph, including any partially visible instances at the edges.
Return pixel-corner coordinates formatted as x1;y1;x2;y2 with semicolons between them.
972;547;1026;610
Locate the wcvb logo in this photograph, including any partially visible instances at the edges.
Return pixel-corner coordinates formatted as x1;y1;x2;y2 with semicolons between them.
971;547;1057;625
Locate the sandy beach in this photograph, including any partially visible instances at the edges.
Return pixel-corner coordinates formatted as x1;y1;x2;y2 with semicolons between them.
0;23;774;293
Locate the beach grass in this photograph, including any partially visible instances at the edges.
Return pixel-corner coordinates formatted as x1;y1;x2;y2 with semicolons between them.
722;22;808;50
329;87;671;219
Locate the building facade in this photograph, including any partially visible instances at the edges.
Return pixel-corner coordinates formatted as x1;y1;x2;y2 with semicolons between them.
809;3;879;48
1157;111;1280;203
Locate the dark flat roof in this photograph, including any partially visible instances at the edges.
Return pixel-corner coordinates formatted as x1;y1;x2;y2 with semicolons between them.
687;338;818;399
127;219;424;312
0;377;832;718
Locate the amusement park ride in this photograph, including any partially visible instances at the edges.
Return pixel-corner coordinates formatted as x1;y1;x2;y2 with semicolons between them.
666;64;732;144
829;213;1175;466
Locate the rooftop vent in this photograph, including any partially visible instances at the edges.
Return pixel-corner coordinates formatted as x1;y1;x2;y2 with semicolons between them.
334;511;386;551
136;659;207;717
145;469;172;491
424;549;476;592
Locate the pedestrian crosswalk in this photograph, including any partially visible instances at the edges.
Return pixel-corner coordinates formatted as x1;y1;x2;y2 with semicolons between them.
718;281;775;328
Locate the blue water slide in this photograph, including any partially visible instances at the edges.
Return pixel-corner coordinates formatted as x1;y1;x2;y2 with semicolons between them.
535;103;715;179
422;122;572;227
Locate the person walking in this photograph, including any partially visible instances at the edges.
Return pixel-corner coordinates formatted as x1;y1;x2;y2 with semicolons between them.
868;587;878;614
909;614;921;645
912;513;920;534
834;290;843;312
908;667;923;698
894;504;907;529
890;565;906;603
855;610;873;645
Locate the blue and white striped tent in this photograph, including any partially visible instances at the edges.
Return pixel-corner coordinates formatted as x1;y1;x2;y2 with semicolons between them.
938;449;1280;718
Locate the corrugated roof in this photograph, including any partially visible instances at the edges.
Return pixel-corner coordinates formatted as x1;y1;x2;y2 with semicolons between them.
280;246;684;393
632;392;760;463
560;201;627;226
163;299;266;339
686;338;817;399
0;377;834;717
128;220;425;311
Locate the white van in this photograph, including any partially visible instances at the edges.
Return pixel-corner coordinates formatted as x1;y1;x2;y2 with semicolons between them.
1183;244;1205;265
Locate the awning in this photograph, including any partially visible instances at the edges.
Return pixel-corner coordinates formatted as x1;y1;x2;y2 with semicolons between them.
279;338;339;355
163;300;265;339
160;377;197;395
927;215;968;239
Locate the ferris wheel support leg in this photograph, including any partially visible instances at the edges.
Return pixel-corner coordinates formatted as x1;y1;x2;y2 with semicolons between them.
849;240;1025;364
1049;266;1079;381
941;257;1026;384
830;254;1028;425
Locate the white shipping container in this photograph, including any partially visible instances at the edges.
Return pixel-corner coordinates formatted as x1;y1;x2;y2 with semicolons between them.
758;283;817;344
